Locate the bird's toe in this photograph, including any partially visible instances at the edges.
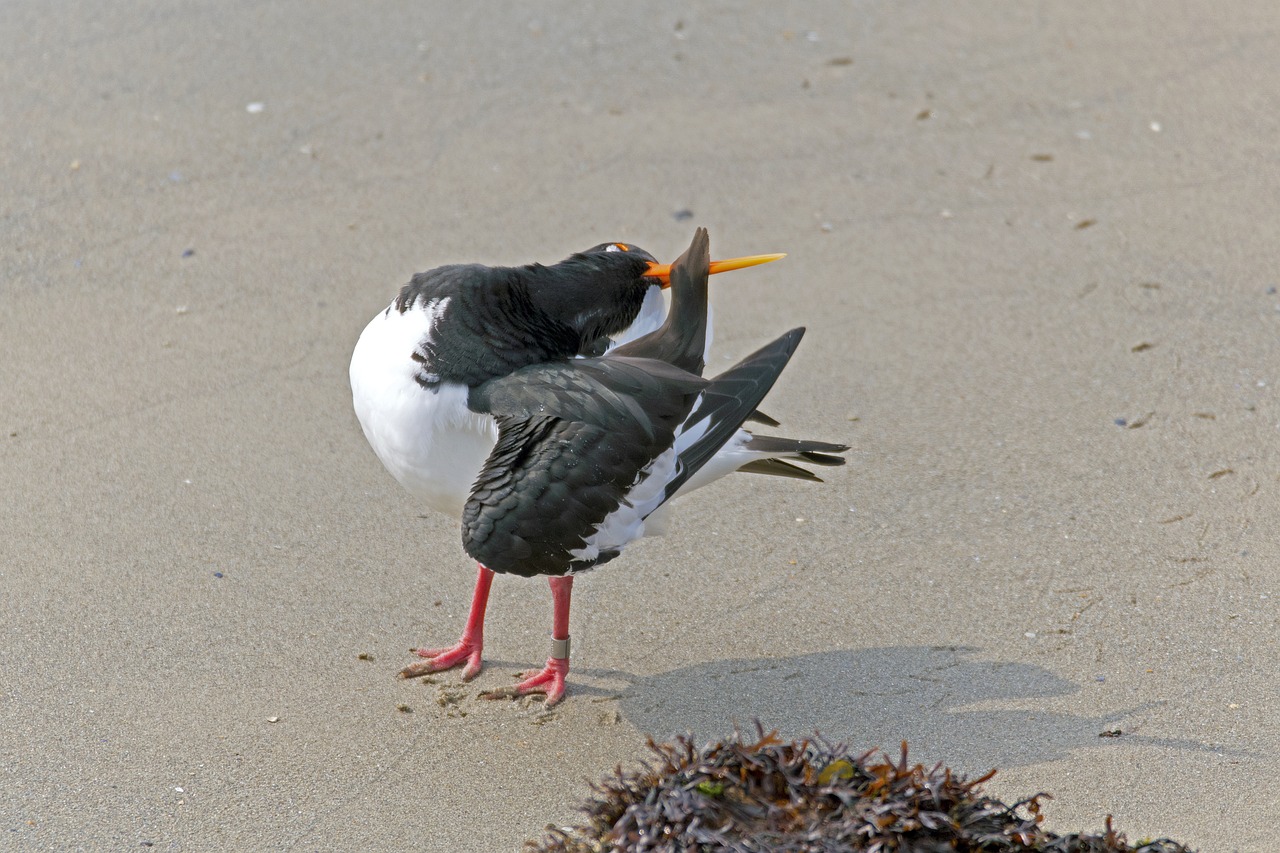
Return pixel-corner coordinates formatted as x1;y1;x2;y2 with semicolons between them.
513;657;569;706
398;638;484;680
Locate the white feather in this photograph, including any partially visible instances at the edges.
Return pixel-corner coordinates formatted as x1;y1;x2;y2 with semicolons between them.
352;288;742;539
350;297;497;516
568;446;678;564
568;392;716;561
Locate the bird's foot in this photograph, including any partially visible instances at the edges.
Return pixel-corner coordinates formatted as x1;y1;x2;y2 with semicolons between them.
480;657;569;706
514;657;569;705
398;638;483;681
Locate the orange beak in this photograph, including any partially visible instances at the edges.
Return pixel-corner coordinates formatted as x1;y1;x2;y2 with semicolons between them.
642;252;786;288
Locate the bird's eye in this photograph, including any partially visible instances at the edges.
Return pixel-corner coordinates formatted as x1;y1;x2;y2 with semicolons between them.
605;243;629;253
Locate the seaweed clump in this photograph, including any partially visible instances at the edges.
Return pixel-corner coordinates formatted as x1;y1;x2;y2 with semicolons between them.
526;725;1193;853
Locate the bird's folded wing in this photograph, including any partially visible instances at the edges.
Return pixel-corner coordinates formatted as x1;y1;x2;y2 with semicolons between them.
468;356;706;437
460;330;807;577
461;357;705;576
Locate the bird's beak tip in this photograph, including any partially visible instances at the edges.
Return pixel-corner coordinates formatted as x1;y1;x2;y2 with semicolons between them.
708;253;787;276
643;252;785;289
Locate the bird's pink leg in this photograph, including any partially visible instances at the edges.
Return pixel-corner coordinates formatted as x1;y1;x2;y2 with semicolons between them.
399;563;494;681
510;575;573;705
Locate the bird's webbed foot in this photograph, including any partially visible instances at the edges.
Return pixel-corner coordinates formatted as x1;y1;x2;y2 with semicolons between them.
481;656;569;706
398;637;484;681
513;656;569;705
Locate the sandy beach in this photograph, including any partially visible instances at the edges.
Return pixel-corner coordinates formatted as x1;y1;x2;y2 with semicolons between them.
4;2;1278;849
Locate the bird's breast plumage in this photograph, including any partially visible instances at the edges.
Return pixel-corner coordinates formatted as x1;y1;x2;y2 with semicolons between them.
350;298;498;516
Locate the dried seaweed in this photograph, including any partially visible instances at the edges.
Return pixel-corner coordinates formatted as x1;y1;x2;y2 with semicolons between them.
527;724;1193;853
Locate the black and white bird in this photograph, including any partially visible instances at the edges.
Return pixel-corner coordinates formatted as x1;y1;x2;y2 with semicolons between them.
350;228;847;704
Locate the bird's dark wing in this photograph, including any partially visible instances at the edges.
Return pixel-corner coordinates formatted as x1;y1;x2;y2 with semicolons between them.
462;358;706;577
650;328;807;502
469;356;706;438
611;227;710;374
461;330;807;578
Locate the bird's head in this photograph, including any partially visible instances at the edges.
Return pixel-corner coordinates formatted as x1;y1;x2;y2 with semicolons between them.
533;237;784;353
579;241;785;290
582;241;660;264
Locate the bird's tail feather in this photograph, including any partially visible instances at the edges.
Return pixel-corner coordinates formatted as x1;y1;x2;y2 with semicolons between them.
734;435;849;482
741;434;849;462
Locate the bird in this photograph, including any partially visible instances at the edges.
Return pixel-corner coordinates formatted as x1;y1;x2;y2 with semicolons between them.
350;228;847;704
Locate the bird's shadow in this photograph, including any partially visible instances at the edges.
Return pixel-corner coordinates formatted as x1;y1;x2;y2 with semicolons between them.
576;645;1221;774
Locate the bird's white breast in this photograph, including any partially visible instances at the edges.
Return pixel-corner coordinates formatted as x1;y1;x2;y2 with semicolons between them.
349;297;498;517
349;284;719;526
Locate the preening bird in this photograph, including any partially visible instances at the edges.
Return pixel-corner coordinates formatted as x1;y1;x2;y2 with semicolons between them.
349;228;846;704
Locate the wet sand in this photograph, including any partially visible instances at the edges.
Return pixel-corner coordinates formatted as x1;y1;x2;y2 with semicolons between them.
3;3;1277;850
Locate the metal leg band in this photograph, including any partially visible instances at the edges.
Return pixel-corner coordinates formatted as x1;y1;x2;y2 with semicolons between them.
550;635;570;660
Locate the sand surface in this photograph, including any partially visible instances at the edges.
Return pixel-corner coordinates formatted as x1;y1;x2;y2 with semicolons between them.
3;3;1278;850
